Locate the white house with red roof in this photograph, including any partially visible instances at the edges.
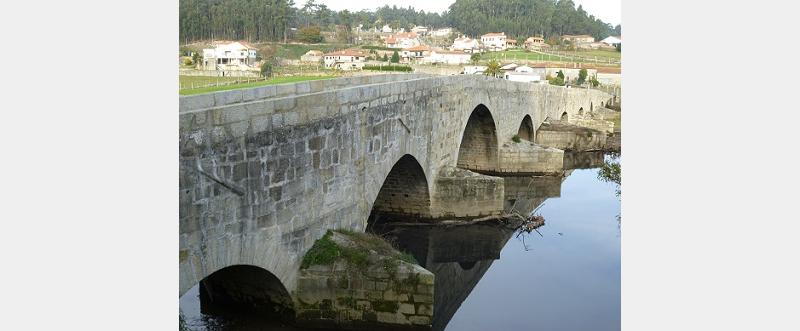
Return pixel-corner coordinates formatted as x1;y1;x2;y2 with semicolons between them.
384;32;420;49
322;50;368;70
481;32;507;51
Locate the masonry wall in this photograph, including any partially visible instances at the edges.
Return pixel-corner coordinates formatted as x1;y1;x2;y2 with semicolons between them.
498;142;564;175
179;74;613;297
295;263;435;328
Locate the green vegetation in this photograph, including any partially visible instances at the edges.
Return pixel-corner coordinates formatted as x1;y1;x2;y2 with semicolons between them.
390;51;400;63
297;26;324;43
589;75;600;87
300;229;418;272
382;54;389;62
484;59;501;77
361;45;395;51
260;61;273;78
178;75;335;95
363;64;412;72
448;0;619;41
549;70;565;86
180;0;619;48
470;53;481;65
577;68;588;85
480;49;619;66
512;134;521;143
598;153;621;197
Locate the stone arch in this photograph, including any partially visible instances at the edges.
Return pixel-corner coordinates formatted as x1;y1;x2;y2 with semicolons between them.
578;107;584;116
457;104;499;171
195;264;294;319
517;114;535;141
368;154;431;228
561;111;569;122
601;101;605;107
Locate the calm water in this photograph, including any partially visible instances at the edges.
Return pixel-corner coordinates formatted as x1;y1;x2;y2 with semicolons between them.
180;156;621;331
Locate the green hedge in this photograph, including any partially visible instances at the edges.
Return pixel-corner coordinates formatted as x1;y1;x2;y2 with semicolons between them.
363;65;413;72
361;45;395;51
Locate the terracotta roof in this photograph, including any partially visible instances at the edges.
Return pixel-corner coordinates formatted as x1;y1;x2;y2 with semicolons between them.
385;36;397;44
507;39;517;43
403;45;430;52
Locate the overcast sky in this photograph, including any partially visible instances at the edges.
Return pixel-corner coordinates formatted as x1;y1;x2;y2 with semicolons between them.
304;0;621;26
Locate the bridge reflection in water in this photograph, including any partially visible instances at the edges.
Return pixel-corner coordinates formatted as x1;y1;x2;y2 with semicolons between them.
180;151;623;330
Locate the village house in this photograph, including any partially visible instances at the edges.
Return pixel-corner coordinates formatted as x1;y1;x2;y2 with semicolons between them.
381;25;393;33
561;34;596;44
431;27;453;37
384;32;420;49
506;39;518;48
451;36;480;53
400;45;431;62
201;41;258;70
424;50;472;65
322;50;368;70
524;36;548;50
481;32;507;51
410;26;429;35
300;50;323;63
600;36;622;47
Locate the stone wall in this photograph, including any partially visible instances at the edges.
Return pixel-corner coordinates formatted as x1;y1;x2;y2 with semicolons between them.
431;167;504;218
498;141;565;175
179;74;613;297
534;122;608;151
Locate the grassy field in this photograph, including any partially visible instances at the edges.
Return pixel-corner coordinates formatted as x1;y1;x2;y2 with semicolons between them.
179;75;245;88
479;49;620;66
179;75;337;95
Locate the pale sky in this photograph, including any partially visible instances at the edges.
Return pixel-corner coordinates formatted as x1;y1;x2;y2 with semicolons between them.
306;0;621;26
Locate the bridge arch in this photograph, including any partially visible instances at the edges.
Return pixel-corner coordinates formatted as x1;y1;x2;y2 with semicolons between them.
457;104;499;171
193;264;295;319
368;154;431;228
578;107;584;116
561;111;569;122
517;114;534;141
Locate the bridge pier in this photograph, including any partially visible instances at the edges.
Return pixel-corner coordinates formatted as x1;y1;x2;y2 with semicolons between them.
535;121;608;151
496;140;565;175
431;167;504;219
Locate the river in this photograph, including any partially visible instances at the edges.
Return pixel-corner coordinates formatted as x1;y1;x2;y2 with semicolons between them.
180;153;621;331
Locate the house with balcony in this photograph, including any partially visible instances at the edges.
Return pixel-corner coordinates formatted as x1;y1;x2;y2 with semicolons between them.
400;45;431;62
201;41;258;70
481;32;507;51
524;35;548;50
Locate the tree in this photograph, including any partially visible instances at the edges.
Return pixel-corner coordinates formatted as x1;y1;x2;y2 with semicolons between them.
297;26;324;43
383;53;389;62
470;53;481;65
577;68;587;85
191;52;201;66
549;70;565;86
484;59;501;78
260;60;274;78
390;50;400;63
589;75;600;87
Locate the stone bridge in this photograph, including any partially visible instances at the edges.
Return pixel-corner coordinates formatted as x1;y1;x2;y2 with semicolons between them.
179;74;613;310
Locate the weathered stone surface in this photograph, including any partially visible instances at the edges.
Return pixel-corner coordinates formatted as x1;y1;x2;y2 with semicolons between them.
178;74;613;315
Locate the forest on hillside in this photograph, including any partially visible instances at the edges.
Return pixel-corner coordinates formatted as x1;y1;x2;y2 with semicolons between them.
179;0;621;44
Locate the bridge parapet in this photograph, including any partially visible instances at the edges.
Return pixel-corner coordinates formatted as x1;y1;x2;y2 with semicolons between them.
179;74;613;297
